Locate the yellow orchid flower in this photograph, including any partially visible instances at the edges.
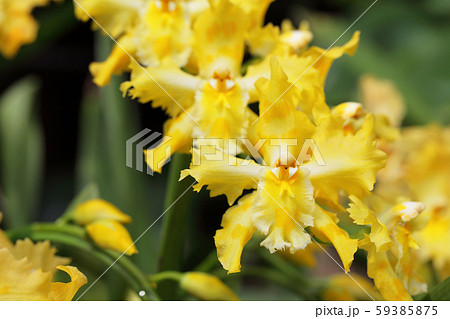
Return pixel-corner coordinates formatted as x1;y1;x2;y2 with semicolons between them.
247;20;314;57
181;59;386;274
330;76;405;146
122;0;255;172
331;102;400;143
242;31;360;123
359;75;406;128
74;199;138;255
74;0;209;86
180;272;239;301
375;125;450;279
0;248;85;300
351;196;427;300
0;218;86;300
0;0;56;58
123;3;359;174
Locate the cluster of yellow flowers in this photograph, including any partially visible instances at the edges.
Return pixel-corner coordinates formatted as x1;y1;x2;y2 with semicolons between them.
70;0;449;301
1;0;448;301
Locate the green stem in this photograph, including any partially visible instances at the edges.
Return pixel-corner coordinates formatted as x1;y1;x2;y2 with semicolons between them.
258;249;309;286
6;224;159;301
194;250;221;273
213;266;319;300
157;153;192;300
150;271;183;283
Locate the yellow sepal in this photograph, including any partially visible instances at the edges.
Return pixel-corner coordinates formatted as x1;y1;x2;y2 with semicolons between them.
181;147;262;205
312;207;358;272
214;193;256;274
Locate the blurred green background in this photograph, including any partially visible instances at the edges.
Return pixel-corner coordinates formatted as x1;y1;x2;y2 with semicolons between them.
0;0;449;300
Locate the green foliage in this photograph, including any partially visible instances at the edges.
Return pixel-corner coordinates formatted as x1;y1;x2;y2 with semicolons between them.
0;77;44;228
417;277;450;301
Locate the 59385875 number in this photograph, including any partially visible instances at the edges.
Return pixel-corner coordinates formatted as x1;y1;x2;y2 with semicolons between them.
375;305;437;316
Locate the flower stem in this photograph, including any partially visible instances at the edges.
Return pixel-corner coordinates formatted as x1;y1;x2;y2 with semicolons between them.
150;271;183;283
157;153;192;300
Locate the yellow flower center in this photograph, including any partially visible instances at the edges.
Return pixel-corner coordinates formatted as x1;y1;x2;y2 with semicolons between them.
270;152;300;180
154;0;177;12
393;201;425;222
280;30;313;52
208;67;235;92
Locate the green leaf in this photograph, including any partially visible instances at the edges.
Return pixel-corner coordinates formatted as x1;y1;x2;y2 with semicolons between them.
76;35;164;274
429;277;450;301
415;276;450;301
0;77;44;228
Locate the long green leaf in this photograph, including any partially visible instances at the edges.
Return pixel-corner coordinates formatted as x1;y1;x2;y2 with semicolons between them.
0;77;44;228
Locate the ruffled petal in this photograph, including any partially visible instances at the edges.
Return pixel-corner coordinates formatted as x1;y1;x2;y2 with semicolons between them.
252;167;315;254
86;220;138;255
242;53;326;119
133;1;192;67
304;114;387;209
214;193;256;274
74;199;132;225
73;0;144;38
0;248;52;300
347;195;392;253
121;60;200;117
230;0;274;30
180;148;262;205
254;58;316;165
89;34;136;87
10;239;70;274
312;207;358;272
246;23;280;57
49;265;87;301
144;112;195;174
304;31;360;84
193;0;248;77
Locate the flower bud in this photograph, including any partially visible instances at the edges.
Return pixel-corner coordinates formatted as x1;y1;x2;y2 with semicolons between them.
74;199;131;226
86;220;137;255
180;272;239;301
